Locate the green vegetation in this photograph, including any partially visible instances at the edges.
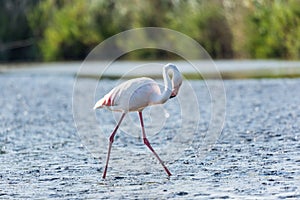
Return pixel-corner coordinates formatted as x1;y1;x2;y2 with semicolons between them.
1;0;300;62
246;0;300;59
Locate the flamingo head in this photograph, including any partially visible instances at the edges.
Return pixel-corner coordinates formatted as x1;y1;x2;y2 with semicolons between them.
170;81;182;98
165;63;183;98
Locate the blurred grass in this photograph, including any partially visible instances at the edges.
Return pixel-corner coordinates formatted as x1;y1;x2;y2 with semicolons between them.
78;70;300;80
1;0;300;62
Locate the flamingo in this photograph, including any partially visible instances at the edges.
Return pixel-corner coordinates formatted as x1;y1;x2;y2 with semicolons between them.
93;63;183;179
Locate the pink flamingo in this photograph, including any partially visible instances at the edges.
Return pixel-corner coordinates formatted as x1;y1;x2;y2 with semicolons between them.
94;63;183;179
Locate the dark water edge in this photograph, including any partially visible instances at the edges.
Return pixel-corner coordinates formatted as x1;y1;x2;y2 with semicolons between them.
0;73;299;199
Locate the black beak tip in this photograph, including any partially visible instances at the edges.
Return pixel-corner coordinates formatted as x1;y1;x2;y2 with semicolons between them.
170;95;176;99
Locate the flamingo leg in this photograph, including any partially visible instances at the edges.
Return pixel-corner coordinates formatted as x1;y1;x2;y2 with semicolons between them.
138;111;172;176
102;112;126;179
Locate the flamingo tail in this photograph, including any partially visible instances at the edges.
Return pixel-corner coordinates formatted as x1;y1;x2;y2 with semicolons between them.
93;94;113;109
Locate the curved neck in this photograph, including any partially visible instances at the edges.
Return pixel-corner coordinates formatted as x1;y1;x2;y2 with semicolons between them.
157;66;172;104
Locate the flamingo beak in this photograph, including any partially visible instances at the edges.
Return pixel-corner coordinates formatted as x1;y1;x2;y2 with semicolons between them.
170;90;177;99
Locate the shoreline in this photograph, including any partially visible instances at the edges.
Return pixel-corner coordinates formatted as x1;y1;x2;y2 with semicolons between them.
1;60;300;79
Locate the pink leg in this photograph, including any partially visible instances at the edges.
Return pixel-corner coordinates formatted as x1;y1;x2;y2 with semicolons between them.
138;111;172;176
102;112;126;179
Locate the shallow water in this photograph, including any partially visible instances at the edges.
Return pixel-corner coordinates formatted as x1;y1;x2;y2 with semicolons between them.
0;72;300;199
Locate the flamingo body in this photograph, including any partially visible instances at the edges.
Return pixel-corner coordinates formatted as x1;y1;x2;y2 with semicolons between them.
94;77;162;112
94;63;182;178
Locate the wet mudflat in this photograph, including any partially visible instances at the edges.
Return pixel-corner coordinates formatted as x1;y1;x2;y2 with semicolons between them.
0;73;299;199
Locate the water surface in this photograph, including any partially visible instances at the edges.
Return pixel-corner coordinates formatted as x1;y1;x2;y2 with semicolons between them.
0;63;299;199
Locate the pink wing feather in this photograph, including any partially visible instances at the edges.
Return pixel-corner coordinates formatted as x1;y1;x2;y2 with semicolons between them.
93;92;114;109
